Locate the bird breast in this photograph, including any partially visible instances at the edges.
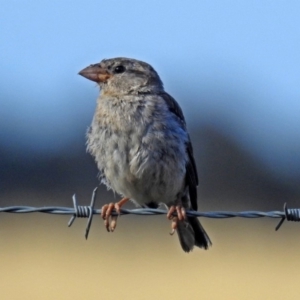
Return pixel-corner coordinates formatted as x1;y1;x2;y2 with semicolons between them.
87;94;189;205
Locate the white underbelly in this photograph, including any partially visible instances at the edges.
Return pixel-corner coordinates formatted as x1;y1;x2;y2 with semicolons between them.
105;144;186;205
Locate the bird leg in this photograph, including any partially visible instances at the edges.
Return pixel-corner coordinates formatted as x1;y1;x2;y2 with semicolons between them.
167;205;186;235
101;197;129;232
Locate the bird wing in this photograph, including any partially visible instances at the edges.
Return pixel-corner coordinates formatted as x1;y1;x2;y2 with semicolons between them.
159;92;199;211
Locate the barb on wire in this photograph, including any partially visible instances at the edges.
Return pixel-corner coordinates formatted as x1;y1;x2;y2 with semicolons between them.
68;187;98;239
0;188;300;238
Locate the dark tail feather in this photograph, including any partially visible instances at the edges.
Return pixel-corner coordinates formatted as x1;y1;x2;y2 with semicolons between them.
176;221;195;252
188;216;212;250
176;217;212;252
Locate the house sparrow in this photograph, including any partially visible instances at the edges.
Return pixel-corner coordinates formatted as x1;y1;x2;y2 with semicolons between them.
79;57;211;252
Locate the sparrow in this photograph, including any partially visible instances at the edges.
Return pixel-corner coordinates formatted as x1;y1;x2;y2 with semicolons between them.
79;57;211;252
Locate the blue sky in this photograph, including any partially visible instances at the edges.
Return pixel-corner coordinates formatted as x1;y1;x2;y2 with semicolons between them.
1;1;300;180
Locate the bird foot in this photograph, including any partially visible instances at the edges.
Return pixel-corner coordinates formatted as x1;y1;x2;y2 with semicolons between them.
101;197;129;232
167;205;186;235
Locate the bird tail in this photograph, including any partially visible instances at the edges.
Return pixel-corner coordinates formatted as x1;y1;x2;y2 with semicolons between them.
176;217;212;252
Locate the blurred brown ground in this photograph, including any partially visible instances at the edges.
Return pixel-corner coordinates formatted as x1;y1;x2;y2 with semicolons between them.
1;125;300;300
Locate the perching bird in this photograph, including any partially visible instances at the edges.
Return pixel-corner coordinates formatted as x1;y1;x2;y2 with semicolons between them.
79;57;211;252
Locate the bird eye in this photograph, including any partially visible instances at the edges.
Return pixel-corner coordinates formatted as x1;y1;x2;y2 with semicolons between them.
114;65;125;74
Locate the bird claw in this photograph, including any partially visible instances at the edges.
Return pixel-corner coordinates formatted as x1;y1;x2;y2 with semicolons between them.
169;217;178;235
101;198;129;232
167;205;186;235
167;205;186;221
109;215;118;232
102;203;116;232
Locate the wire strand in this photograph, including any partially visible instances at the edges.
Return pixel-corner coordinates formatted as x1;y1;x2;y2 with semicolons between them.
1;188;299;238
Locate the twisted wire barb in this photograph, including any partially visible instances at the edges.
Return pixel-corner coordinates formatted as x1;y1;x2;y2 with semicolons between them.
0;188;299;238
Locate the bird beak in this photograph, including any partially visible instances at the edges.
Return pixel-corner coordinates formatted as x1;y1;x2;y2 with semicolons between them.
78;64;112;83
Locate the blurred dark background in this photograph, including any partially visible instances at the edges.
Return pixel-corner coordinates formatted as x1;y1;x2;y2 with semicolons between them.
1;1;300;299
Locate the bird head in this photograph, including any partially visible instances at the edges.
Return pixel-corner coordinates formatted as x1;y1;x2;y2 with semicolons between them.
79;57;164;95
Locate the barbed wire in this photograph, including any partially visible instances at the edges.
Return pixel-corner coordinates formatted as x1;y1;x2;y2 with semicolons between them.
1;188;299;239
